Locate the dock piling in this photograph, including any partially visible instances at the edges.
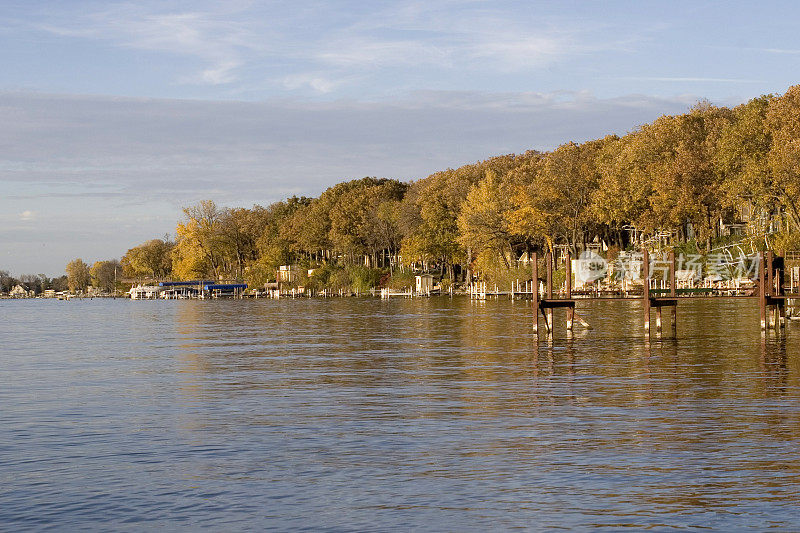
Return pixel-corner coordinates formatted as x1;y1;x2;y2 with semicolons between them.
566;252;573;331
759;251;767;330
643;249;650;334
532;252;539;334
669;251;677;333
546;252;554;330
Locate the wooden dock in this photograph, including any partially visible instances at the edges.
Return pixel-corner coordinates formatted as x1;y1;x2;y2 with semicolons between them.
525;249;798;336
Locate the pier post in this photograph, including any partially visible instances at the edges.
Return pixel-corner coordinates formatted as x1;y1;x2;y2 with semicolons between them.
565;252;573;330
759;251;767;330
532;252;539;334
767;251;776;329
777;253;786;329
546;252;554;331
767;251;774;298
565;251;572;298
669;251;677;334
643;249;650;334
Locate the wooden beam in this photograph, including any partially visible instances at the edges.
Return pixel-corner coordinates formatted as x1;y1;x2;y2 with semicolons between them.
540;299;577;308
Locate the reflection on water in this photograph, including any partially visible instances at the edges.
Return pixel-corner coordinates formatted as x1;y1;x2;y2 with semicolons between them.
2;297;800;529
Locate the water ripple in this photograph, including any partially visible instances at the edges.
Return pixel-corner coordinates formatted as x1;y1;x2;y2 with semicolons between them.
1;297;800;529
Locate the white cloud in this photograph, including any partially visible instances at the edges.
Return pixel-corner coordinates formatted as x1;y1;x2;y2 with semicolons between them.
19;210;35;221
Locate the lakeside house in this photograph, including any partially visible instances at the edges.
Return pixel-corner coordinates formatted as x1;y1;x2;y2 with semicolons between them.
277;265;300;284
9;284;29;298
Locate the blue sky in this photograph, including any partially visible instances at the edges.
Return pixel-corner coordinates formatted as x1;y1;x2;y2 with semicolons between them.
2;0;800;275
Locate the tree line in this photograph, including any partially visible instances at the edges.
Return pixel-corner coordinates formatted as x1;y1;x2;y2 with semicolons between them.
55;85;800;291
0;271;68;295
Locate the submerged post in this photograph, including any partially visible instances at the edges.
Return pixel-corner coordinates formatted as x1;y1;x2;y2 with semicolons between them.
656;306;662;333
643;249;650;334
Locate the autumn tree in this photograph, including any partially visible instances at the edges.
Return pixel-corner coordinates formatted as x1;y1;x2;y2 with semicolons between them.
370;198;404;269
506;140;605;253
219;207;267;280
328;178;407;265
91;260;121;293
457;170;516;267
402;153;534;278
121;239;173;279
66;258;91;292
255;197;311;271
600;104;732;250
591;134;652;246
765;85;800;231
281;178;406;266
172;200;226;280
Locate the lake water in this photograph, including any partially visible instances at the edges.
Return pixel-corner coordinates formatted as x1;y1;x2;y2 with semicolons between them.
2;297;800;530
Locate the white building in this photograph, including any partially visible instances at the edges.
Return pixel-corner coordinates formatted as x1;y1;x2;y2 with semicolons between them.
415;274;434;295
129;285;162;299
9;285;29;298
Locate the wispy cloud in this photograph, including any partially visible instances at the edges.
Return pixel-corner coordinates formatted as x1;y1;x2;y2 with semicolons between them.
281;73;346;94
750;47;800;55
37;3;260;85
711;44;800;57
316;39;450;68
619;76;765;83
27;1;623;94
311;4;584;74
